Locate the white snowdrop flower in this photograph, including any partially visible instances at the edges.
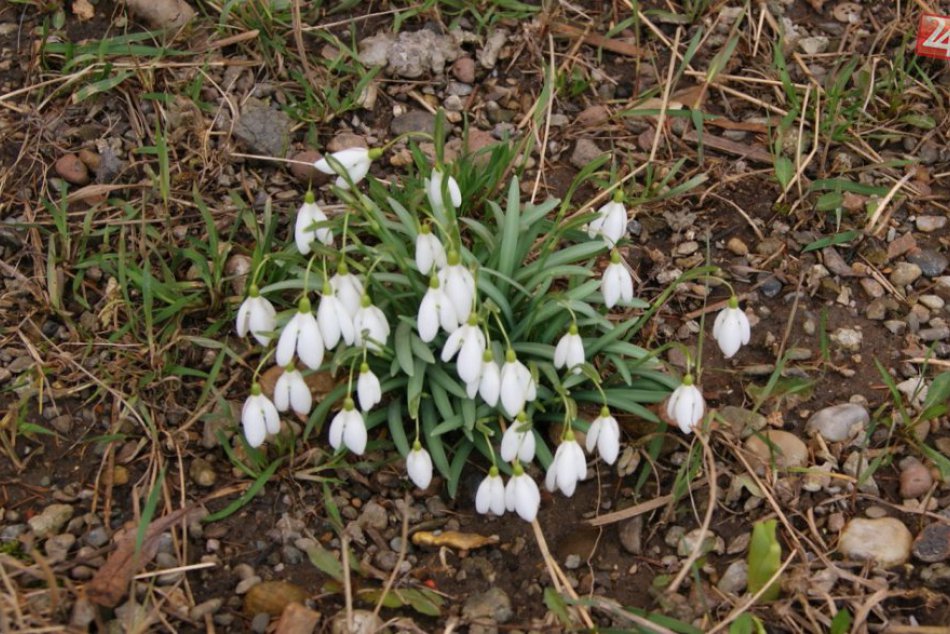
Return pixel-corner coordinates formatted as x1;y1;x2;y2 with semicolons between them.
666;375;706;435
553;323;585;373
712;296;751;359
275;298;324;370
415;224;447;275
500;413;536;464
499;350;536;419
417;275;459;342
273;366;312;416
329;263;364;318
328;398;367;455
317;281;355;349
505;464;541;522
357;363;382;411
438;250;476;321
235;286;277;346
353;295;390;353
586;406;620;465
477;349;501;407
602;250;634;309
587;196;628;246
426;167;462;218
406;441;433;489
545;434;587;497
294;191;333;254
313;147;381;190
242;383;280;448
441;314;486;385
475;467;506;516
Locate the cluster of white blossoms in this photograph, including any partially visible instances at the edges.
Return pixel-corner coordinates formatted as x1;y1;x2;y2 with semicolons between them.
234;146;754;521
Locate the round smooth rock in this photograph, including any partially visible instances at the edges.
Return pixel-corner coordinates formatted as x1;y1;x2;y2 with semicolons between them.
289;150;330;186
838;517;912;568
805;403;868;442
744;430;808;473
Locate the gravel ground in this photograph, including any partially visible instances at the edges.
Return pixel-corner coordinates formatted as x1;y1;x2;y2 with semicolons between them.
1;0;950;632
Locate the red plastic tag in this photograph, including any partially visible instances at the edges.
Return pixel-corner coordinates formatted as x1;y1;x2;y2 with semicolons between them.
917;13;950;60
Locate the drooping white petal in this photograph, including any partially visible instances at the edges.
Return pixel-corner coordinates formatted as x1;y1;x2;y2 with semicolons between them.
288;372;312;416
499;362;526;419
668;383;705;434
597;417;620;465
241;395;268;447
418;290;441;343
296;313;325;370
500;424;536;464
553;334;570;369
236;301;252;338
478;360;500;406
602;261;634;309
354;303;390;352
237;295;277;346
440;327;466;363
457;335;485;385
415;232;447;275
314;148;373;190
506;473;540;522
318;294;355;349
439;265;474;322
247;297;277;346
343;409;367;455
274;370;294;411
357;369;382;411
275;315;301;367
406;447;433;489
328;411;345;450
295;201;333;254
330;273;363;318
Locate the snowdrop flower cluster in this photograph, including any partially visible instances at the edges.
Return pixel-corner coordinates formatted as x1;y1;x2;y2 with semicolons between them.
234;139;753;522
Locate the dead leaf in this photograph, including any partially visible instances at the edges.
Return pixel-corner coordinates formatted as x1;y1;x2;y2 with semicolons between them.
72;0;95;21
411;530;499;550
87;505;200;607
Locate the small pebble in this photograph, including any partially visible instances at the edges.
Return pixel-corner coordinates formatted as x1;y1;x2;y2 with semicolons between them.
900;460;933;498
913;523;950;563
916;215;947;233
55;153;90;185
726;237;749;256
859;277;884;299
908;250;948;278
830;327;862;351
890;261;922;287
805;403;868;442
451;56;475;83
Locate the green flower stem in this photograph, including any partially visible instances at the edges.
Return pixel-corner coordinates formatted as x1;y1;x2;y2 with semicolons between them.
489;309;512;350
303;254;322;298
252;347;276;379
